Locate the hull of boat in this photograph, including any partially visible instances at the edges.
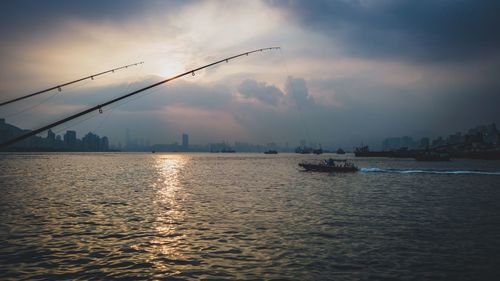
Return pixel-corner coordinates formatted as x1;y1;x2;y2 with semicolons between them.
298;163;358;172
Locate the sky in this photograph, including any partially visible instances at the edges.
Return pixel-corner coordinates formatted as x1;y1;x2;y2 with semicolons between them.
1;0;499;149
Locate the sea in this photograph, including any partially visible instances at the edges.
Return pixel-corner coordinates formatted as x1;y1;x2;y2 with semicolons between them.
1;152;499;280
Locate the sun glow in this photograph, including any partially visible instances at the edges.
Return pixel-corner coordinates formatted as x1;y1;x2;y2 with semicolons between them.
156;61;186;78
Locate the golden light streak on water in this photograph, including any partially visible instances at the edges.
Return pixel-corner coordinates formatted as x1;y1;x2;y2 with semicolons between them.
150;155;190;271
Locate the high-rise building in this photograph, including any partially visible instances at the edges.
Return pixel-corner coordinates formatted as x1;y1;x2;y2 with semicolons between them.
125;128;131;147
447;132;462;145
182;133;189;149
64;130;77;148
101;137;109;151
419;137;430;149
45;129;56;147
47;129;55;141
382;137;401;151
82;132;100;151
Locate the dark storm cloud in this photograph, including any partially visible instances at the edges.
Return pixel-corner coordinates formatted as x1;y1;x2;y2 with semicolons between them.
285;76;314;108
271;0;500;62
230;76;315;111
238;79;284;106
0;0;190;39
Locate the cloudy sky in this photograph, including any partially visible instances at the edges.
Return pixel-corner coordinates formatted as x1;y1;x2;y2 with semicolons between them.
1;0;499;148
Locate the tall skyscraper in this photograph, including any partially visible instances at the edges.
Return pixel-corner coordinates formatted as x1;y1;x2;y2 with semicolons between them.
47;129;55;141
82;132;100;151
182;133;189;149
101;137;109;151
64;130;77;148
125;128;131;147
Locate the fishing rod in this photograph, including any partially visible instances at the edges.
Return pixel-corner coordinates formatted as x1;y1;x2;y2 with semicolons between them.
0;62;144;107
0;47;280;149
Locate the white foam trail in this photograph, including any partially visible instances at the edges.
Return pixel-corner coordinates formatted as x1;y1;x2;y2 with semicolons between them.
360;168;500;175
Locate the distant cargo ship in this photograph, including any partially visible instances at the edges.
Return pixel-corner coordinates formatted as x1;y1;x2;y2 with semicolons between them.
354;146;387;157
355;146;419;158
312;148;323;155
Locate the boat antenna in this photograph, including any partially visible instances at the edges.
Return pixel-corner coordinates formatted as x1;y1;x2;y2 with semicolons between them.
0;47;281;149
0;62;144;107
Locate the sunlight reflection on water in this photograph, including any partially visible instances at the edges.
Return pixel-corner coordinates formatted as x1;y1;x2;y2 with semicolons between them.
0;153;499;280
151;155;187;262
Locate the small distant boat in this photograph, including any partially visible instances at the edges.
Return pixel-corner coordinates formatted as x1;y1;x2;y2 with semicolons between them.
264;150;278;154
415;151;450;161
312;148;323;155
336;148;345;154
220;149;236;153
299;159;358;172
295;146;312;154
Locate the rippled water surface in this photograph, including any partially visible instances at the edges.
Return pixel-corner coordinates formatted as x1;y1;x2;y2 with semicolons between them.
1;153;500;280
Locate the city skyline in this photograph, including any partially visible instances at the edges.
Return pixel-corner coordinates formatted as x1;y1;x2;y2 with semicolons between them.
112;121;500;152
3;117;496;153
0;118;111;152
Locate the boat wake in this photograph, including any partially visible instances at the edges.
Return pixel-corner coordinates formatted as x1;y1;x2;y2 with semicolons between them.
360;168;500;175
